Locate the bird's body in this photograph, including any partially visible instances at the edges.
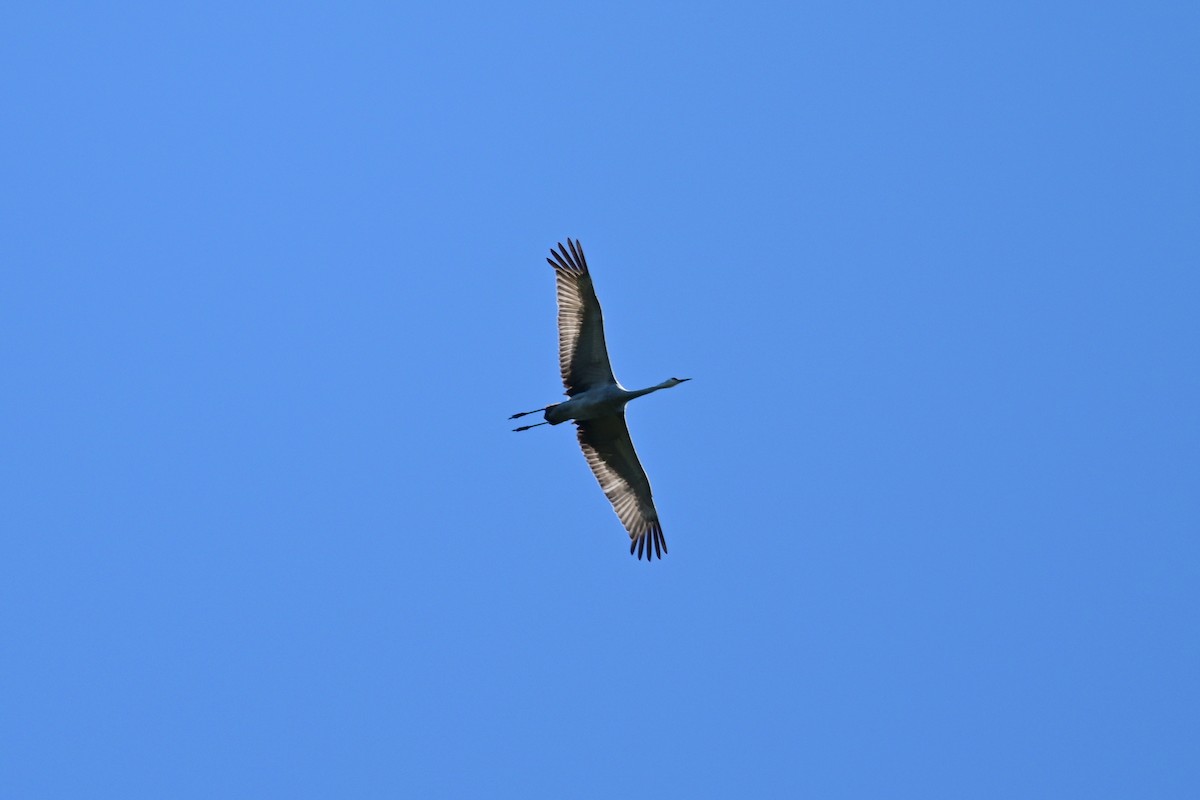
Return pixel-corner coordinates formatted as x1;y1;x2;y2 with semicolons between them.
543;380;681;425
511;239;689;561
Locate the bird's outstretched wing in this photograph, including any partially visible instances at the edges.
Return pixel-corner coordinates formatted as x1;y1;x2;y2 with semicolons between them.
575;413;667;561
547;239;616;396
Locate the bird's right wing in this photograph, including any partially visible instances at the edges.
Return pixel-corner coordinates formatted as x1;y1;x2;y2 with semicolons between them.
547;239;616;396
575;412;667;560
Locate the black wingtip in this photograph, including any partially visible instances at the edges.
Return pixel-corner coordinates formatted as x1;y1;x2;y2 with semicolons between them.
630;525;667;562
548;238;587;274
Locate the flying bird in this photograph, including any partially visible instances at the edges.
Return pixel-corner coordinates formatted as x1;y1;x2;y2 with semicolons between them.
511;239;689;561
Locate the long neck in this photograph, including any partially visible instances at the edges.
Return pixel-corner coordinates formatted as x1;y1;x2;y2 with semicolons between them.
625;380;673;400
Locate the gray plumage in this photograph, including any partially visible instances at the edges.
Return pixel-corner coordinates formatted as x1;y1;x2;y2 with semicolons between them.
511;239;689;561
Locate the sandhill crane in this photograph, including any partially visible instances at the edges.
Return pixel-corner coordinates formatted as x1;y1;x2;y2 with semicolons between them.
511;239;690;561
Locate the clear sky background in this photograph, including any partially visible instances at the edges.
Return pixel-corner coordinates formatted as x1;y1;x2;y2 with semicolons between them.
3;2;1198;798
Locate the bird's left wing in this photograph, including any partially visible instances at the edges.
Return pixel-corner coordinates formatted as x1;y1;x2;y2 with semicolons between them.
575;413;667;560
548;239;617;396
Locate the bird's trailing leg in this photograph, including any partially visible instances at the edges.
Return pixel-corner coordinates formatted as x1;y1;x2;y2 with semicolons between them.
513;421;550;432
509;404;555;420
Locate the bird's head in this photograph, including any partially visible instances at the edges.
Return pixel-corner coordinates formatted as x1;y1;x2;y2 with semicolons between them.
664;377;691;388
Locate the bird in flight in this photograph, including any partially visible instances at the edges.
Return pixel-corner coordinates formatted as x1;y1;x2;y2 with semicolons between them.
511;239;690;561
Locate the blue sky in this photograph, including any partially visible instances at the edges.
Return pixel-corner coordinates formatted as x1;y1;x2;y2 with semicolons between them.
3;2;1198;797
